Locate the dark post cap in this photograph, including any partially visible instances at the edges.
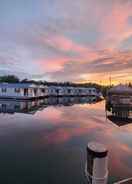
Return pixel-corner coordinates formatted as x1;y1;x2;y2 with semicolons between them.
87;142;108;158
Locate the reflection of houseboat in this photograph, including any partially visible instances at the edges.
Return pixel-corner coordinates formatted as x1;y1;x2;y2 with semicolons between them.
0;99;47;114
106;85;132;118
0;96;101;115
107;115;132;127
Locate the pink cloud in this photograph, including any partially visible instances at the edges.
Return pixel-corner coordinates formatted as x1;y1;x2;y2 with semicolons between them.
38;57;68;72
98;1;132;48
37;34;100;73
40;34;97;57
31;1;132;83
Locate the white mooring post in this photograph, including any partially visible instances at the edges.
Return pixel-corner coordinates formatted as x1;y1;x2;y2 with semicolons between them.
85;142;108;184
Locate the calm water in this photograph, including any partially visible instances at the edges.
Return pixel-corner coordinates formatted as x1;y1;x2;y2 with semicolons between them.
0;97;132;184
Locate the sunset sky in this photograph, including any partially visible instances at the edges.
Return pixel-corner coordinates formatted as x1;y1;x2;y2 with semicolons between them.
0;0;132;84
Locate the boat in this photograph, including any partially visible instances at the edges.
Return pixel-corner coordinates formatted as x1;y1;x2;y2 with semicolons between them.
106;84;132;118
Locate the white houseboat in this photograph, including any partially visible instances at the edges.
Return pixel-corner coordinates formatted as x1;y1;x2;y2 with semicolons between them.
75;87;98;96
47;86;75;96
106;85;132;107
46;86;99;97
0;83;102;99
0;83;47;100
106;84;132;118
47;86;58;96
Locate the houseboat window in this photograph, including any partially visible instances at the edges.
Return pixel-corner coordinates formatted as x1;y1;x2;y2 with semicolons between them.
1;88;7;93
1;104;7;111
56;89;59;93
68;89;71;93
24;88;29;96
42;89;45;93
15;88;20;93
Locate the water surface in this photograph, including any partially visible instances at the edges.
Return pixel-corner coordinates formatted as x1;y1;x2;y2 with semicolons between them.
0;97;132;184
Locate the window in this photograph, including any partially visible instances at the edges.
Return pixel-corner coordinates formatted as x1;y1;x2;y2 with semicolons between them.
42;89;45;93
56;89;59;93
15;88;20;93
68;89;71;93
1;88;7;93
89;89;91;93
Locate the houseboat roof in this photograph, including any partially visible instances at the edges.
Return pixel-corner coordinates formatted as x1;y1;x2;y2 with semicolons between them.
0;83;39;89
108;85;132;95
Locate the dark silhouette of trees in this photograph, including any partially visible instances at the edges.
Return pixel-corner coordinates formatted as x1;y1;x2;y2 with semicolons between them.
0;75;19;83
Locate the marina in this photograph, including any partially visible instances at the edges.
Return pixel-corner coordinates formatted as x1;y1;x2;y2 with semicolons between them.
1;0;132;183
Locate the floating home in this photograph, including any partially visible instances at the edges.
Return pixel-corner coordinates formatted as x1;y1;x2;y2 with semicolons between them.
0;83;47;100
47;86;77;96
0;83;101;99
47;86;99;97
106;84;132;118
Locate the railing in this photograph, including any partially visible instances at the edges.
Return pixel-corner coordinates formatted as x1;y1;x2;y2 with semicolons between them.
114;177;132;184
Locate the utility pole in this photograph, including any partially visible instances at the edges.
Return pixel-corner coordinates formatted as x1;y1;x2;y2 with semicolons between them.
109;76;112;87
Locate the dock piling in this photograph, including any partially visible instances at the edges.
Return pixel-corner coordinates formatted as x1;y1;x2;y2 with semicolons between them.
85;141;108;184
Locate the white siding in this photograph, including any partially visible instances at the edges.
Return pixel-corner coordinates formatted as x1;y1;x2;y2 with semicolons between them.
0;84;99;98
0;88;23;98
